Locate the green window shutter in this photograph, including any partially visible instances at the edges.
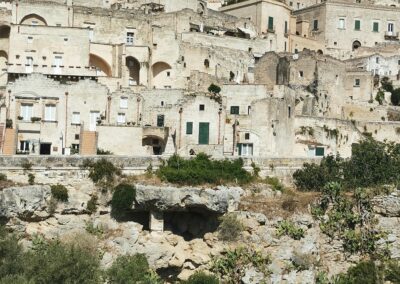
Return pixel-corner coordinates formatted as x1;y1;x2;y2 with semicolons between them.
157;115;164;127
373;22;379;32
186;122;193;135
355;20;360;30
268;17;274;31
230;106;239;115
198;122;209;145
315;147;325;156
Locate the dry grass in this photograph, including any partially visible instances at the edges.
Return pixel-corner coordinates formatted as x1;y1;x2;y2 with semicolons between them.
239;189;320;218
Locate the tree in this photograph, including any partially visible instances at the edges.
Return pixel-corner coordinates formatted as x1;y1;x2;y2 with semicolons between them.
111;183;136;220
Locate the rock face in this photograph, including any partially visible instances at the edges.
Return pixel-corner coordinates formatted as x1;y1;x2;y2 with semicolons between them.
0;185;51;221
134;185;243;213
372;191;400;217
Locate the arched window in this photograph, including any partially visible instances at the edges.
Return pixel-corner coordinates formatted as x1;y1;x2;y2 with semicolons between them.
352;40;361;51
152;62;171;78
20;14;47;26
126;56;140;85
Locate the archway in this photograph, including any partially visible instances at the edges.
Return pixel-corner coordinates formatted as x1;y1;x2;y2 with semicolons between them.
152;62;171;78
352;40;361;51
89;54;112;77
20;14;47;26
142;135;165;155
126;56;140;85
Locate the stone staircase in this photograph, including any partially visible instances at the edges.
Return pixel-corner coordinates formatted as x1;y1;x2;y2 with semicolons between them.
80;131;98;155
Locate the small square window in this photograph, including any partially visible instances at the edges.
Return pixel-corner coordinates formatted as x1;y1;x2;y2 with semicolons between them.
299;71;304;77
245;133;250;140
167;71;170;77
354;79;360;87
199;104;205;111
75;134;80;140
157;114;165;127
230;106;240;115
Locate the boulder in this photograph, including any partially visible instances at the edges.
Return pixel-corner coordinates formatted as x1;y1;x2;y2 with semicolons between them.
0;185;51;221
134;185;243;213
372;192;400;217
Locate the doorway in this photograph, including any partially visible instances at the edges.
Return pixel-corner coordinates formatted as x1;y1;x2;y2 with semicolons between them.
89;111;100;131
198;122;209;145
40;143;51;155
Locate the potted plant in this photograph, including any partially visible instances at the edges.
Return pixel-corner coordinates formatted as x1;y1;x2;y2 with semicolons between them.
17;115;23;120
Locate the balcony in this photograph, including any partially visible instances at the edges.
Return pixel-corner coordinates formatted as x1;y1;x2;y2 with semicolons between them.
385;31;399;41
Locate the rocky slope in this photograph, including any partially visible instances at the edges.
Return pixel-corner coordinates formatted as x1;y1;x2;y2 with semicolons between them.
1;181;400;283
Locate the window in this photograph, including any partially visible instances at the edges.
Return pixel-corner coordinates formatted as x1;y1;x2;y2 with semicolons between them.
117;113;126;124
19;140;30;152
20;104;33;121
289;1;293;5
120;97;128;109
167;71;170;77
72;112;80;124
54;56;62;67
354;78;360;87
230;106;239;115
31;20;38;26
315;147;325;157
44;105;56;121
338;18;345;29
313;20;318;31
238;143;253;156
299;71;304;77
388;22;394;33
74;134;80;140
288;106;292;118
284;21;288;34
245;133;250;140
126;32;134;45
157;114;164;127
268;17;274;31
248;106;251;115
186;122;193;135
199;104;205;111
376;57;380;64
26;56;33;66
354;20;361;31
204;59;210;68
373;22;379;32
27;36;33;43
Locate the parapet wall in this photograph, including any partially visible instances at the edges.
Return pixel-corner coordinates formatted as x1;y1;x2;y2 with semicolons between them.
0;155;321;184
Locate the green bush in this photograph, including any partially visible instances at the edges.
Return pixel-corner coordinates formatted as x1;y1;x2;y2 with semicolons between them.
276;220;304;240
24;240;101;284
293;140;400;191
217;214;244;242
334;261;377;284
111;184;136;219
84;158;122;188
106;254;161;284
381;77;394;92
21;161;33;171
157;154;253;185
211;247;270;283
391;88;400;106
86;195;98;214
0;174;6;181
184;271;219;284
97;148;113;155
0;227;25;279
384;260;400;283
27;173;35;185
264;176;285;191
50;184;69;202
208;84;221;94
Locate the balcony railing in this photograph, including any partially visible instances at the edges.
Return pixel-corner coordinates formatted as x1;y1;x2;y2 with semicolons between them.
385;31;399;40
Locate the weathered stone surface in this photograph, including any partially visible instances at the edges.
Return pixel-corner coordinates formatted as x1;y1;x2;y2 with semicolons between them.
134;185;243;213
372;191;400;217
0;185;51;221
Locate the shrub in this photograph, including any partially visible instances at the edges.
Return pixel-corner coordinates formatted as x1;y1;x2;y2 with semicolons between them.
391;88;400;106
28;173;35;185
185;271;219;284
0;227;25;279
0;174;6;181
85;221;103;236
21;161;33;171
85;158;122;188
381;77;394;92
375;90;385;105
264;176;285;191
97;148;113;155
211;247;270;283
208;84;221;94
111;184;136;219
335;261;378;284
385;260;400;283
50;184;68;202
106;254;161;284
276;220;304;240
86;195;98;214
217;214;244;242
24;240;101;284
157;154;253;185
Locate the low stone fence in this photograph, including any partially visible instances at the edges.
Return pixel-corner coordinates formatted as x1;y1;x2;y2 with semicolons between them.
0;155;321;184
